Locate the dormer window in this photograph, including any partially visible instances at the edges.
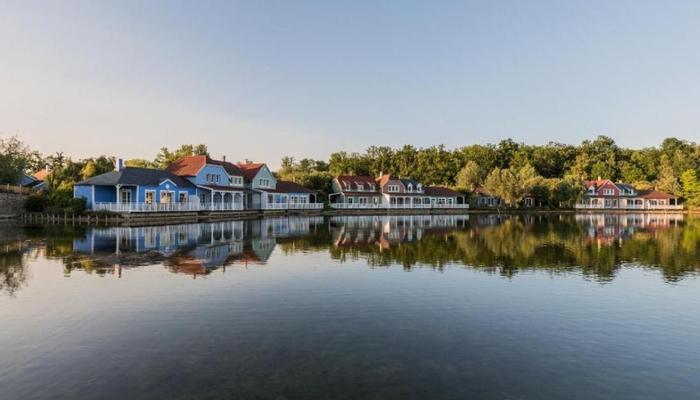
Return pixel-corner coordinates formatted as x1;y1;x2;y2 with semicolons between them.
417;184;422;192
369;184;375;191
407;184;413;192
357;183;364;191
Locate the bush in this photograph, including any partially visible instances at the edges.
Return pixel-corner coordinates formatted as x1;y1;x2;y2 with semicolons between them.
25;192;47;212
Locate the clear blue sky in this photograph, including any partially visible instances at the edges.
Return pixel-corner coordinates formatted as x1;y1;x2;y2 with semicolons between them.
1;0;699;168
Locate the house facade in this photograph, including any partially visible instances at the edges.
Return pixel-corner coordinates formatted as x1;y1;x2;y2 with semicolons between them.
74;166;198;212
330;174;467;209
576;179;682;210
473;187;504;208
235;161;321;210
167;155;246;210
75;157;320;212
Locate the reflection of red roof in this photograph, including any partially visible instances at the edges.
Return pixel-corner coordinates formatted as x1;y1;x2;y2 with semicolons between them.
638;189;675;199
235;162;265;182
168;155;244;177
424;186;463;197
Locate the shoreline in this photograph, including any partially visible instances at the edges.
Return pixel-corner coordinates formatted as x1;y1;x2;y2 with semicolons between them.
9;207;696;228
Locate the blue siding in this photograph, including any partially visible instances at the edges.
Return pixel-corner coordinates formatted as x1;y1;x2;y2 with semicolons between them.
95;186;117;203
74;185;95;208
250;165;277;190
193;165;229;186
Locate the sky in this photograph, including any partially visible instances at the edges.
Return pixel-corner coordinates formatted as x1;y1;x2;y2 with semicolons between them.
1;0;699;168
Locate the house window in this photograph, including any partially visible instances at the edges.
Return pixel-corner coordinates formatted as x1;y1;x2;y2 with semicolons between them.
369;184;375;191
145;191;155;205
357;184;364;191
407;184;413;192
604;188;613;195
178;192;188;203
160;191;172;204
416;184;422;192
388;185;399;192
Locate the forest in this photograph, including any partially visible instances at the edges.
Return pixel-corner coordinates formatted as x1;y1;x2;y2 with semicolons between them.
2;135;700;210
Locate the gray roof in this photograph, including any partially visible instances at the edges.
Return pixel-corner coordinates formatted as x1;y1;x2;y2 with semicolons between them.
77;167;195;188
399;178;421;187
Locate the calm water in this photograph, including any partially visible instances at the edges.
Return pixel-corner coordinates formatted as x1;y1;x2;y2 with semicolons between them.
1;214;699;400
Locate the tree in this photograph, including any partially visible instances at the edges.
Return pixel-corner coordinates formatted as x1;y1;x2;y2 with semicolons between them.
153;144;209;169
681;169;700;207
0;135;42;184
484;168;520;207
455;161;481;191
655;155;682;195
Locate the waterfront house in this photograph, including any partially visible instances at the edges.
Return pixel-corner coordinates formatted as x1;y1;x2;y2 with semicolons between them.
74;162;198;212
235;161;321;210
330;174;467;209
576;178;682;210
330;175;383;207
167;155;246;210
473;187;504;208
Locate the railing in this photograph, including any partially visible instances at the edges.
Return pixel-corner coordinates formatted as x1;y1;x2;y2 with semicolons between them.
263;203;324;210
330;203;469;209
201;203;244;211
287;203;324;209
575;204;684;210
1;184;34;195
94;202;202;213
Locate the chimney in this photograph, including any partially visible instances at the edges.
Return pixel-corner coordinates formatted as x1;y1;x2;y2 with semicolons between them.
379;171;384;178
115;158;124;171
245;159;252;164
222;155;226;162
597;176;602;181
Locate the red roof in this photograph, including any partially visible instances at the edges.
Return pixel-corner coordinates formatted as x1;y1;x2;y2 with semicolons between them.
424;186;463;197
235;162;266;182
335;176;379;192
275;180;315;194
32;169;50;181
638;189;675;199
167;155;243;177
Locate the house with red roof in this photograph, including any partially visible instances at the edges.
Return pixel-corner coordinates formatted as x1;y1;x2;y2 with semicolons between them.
576;178;682;210
330;174;467;209
167;155;246;210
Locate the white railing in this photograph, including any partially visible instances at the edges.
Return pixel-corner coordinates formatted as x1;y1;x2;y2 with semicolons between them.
94;202;201;213
287;203;324;209
201;203;244;211
575;204;684;210
330;203;469;209
263;203;324;210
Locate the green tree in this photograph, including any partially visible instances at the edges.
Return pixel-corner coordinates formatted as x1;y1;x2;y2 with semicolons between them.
680;169;700;207
455;161;481;191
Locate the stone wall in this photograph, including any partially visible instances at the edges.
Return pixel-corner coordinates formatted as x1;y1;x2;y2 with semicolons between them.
0;192;26;218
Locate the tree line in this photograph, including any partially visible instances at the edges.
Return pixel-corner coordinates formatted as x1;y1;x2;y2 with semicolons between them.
3;134;700;209
277;136;700;207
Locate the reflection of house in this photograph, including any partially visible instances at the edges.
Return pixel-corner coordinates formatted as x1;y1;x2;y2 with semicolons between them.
330;174;467;209
575;213;685;244
576;179;682;210
330;215;469;249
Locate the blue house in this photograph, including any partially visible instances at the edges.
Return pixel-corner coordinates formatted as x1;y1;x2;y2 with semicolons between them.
235;161;321;209
167;155;246;210
74;162;198;212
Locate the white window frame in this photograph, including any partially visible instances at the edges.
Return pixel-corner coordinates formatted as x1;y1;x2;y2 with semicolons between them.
160;190;173;204
178;192;188;203
145;190;155;205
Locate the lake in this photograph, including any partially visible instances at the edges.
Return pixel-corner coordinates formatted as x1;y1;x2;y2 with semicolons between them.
1;213;699;400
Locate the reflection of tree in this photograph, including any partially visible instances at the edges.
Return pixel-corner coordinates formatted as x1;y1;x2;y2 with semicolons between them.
0;246;28;296
326;215;700;282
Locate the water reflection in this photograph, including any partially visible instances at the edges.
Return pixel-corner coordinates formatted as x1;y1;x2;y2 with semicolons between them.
1;213;699;295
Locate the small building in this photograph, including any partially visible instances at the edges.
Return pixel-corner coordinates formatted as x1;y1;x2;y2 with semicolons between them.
473;187;504;208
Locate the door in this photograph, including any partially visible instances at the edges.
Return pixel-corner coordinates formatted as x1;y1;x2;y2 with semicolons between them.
160;191;172;204
120;189;132;203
